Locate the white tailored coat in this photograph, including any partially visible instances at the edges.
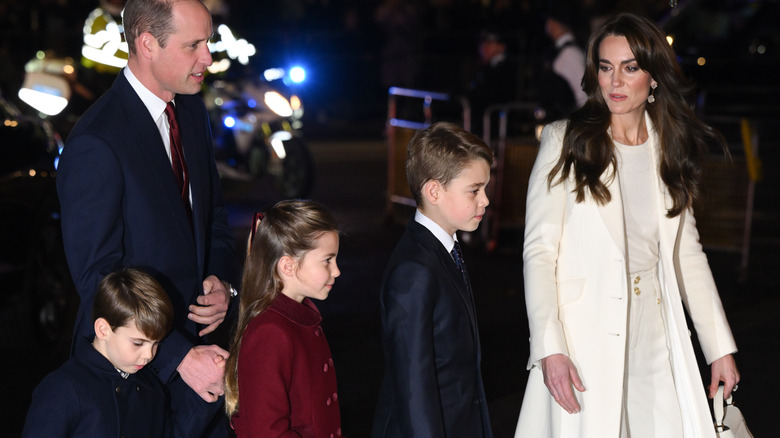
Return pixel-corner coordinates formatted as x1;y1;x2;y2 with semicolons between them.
515;117;737;438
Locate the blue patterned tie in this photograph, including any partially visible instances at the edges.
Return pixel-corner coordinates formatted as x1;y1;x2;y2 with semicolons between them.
451;241;468;285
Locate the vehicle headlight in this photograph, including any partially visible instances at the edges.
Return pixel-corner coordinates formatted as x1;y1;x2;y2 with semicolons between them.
264;91;293;117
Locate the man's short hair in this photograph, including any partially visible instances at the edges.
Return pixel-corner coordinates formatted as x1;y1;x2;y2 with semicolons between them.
406;122;494;206
122;0;179;55
92;268;173;340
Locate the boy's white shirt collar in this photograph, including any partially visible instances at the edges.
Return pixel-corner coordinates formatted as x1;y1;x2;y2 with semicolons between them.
415;209;457;253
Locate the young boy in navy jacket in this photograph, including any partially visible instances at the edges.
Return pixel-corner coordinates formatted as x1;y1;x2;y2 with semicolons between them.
372;122;494;437
22;268;221;438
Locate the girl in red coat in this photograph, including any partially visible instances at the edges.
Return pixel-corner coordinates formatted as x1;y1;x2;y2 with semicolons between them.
225;200;343;438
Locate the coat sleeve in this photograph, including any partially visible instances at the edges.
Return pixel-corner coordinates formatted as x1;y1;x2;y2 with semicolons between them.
22;372;79;438
235;321;302;437
56;133;125;346
674;207;737;364
197;100;238;287
166;375;225;438
380;259;447;437
522;122;571;368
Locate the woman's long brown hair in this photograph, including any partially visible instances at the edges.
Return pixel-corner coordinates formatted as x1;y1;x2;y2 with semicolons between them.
224;200;339;417
548;13;726;217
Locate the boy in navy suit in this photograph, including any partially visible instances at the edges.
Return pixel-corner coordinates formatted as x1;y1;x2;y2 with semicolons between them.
22;268;220;438
372;122;494;437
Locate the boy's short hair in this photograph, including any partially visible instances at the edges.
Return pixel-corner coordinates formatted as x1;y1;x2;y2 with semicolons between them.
92;268;173;341
406;122;494;206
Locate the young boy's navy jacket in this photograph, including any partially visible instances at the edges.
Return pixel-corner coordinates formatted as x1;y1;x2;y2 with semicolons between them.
22;342;219;438
371;218;493;438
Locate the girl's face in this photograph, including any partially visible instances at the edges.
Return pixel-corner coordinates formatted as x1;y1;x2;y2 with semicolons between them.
282;231;341;303
597;35;656;119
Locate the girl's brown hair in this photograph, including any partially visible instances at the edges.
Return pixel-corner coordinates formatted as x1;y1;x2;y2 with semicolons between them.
224;200;338;417
548;13;726;217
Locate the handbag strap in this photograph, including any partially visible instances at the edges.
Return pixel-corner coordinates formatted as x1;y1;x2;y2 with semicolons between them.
713;385;735;428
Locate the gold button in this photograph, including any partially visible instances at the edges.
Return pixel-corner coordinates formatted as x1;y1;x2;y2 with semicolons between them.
634;275;641;284
634;287;641;295
657;298;661;304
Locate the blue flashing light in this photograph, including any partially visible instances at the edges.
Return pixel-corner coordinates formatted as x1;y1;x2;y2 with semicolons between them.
247;99;257;108
289;66;306;83
223;116;236;128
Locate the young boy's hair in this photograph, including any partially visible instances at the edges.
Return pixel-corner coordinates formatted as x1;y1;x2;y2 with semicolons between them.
406;121;494;206
92;268;173;341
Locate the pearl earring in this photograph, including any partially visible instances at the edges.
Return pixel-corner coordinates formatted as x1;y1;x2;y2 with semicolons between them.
647;83;658;103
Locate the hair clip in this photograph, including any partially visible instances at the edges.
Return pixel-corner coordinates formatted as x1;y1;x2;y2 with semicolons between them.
249;212;264;252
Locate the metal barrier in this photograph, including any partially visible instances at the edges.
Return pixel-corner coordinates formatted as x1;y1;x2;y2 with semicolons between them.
384;87;470;217
694;115;764;274
479;102;542;251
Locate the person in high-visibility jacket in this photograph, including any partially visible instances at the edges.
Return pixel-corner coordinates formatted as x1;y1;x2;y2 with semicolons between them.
81;0;128;75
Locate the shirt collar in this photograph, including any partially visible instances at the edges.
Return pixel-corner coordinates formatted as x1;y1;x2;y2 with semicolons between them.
75;340;134;381
555;32;576;49
124;66;169;122
489;52;506;67
414;209;457;253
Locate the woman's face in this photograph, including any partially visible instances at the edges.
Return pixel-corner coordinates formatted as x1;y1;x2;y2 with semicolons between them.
597;35;656;119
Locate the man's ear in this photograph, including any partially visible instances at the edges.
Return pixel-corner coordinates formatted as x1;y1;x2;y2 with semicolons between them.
422;180;441;206
137;32;156;59
93;317;113;341
277;255;296;278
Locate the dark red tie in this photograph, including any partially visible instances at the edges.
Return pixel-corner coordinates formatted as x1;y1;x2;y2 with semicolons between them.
164;102;190;209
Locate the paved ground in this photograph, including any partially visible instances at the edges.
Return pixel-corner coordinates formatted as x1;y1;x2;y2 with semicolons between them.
4;136;778;437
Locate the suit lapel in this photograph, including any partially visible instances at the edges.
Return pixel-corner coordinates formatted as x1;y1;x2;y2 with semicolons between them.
173;97;208;270
645;116;682;254
409;221;480;345
597;168;627;258
115;76;196;253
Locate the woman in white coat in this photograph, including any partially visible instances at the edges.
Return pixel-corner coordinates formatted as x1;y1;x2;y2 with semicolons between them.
515;13;740;438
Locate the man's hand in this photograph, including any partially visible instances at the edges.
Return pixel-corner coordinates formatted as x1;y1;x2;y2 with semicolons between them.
709;354;740;399
541;354;586;414
177;345;228;402
189;275;230;337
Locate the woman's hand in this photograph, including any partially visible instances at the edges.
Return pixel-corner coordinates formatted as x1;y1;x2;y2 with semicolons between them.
541;354;586;414
710;354;740;399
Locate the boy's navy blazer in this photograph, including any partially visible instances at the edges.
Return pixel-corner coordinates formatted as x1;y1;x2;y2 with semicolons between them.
372;218;493;438
57;71;238;382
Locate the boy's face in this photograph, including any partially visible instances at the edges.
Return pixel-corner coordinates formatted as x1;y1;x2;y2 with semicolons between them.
430;159;491;236
94;319;160;375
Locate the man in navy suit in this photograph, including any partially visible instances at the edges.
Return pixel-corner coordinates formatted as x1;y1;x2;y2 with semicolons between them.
371;122;494;437
56;0;238;435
